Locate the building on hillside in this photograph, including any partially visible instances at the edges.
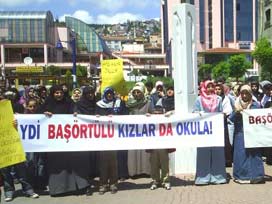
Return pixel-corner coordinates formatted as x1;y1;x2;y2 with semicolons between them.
149;34;162;47
145;44;162;54
122;43;145;53
103;36;132;52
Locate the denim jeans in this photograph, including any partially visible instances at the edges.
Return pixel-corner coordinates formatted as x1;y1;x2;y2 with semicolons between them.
1;162;34;198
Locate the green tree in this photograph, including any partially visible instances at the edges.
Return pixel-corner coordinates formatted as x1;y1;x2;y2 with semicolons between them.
252;37;272;80
145;76;174;89
212;61;231;80
65;70;72;87
228;54;251;81
198;63;213;81
46;65;61;76
76;65;87;77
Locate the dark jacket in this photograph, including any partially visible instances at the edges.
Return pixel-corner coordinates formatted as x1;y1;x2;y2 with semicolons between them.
41;88;90;196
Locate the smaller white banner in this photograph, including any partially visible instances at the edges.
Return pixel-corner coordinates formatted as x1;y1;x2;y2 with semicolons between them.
16;113;224;152
243;108;272;148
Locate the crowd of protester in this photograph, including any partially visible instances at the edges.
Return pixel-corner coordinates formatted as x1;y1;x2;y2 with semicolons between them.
0;78;272;202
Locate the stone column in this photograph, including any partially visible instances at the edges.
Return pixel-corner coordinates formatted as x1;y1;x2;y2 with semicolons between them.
170;3;198;175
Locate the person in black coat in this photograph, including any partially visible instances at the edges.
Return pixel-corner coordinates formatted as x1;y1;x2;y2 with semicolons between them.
75;86;96;115
74;86;99;191
40;85;91;196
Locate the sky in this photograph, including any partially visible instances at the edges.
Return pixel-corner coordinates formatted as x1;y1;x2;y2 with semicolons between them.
0;0;161;24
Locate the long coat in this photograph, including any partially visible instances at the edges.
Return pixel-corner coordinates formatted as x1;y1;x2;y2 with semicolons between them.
230;101;264;181
40;97;90;195
74;95;99;179
127;100;153;176
193;96;227;185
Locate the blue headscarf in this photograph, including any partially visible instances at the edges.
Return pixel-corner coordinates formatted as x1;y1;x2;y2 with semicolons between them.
96;87;124;114
102;87;115;103
97;87;116;108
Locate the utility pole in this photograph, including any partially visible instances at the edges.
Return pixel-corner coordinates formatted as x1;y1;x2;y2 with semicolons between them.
56;37;77;88
71;37;77;89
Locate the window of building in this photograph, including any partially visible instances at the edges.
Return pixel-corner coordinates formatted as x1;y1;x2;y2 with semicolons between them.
265;9;271;30
237;32;241;40
266;9;271;22
199;0;205;43
236;3;240;11
236;0;253;41
208;0;212;48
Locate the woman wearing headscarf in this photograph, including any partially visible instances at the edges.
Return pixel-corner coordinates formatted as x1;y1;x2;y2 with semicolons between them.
75;86;96;115
150;81;165;108
230;84;264;184
148;86;175;191
39;85;91;196
74;86;99;185
71;88;82;103
60;83;71;100
126;83;153;177
96;87;128;194
36;85;48;106
193;80;227;185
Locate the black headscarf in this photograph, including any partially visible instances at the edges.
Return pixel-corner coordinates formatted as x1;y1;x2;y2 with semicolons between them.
161;86;175;112
75;86;96;115
39;85;74;114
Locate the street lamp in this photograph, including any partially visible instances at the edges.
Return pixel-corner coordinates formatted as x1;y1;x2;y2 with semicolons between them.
70;37;77;89
56;37;77;89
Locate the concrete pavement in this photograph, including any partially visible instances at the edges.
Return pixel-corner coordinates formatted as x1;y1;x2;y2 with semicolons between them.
1;164;272;204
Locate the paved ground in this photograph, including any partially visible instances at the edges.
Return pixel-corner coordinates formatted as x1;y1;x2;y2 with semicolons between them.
1;164;272;204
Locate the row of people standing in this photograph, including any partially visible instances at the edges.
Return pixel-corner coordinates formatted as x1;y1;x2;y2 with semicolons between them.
0;80;175;201
2;78;270;201
193;79;272;186
43;81;175;195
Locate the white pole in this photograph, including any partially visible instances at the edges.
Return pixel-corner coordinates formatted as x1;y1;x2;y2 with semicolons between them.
170;3;198;175
1;44;5;80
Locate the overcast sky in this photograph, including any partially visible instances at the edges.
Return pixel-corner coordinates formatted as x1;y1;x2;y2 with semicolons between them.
0;0;161;24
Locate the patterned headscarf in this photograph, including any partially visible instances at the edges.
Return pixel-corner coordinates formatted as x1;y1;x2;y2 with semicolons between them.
200;80;219;112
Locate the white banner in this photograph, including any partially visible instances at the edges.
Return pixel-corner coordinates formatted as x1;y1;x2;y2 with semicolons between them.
16;113;224;152
243;108;272;148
